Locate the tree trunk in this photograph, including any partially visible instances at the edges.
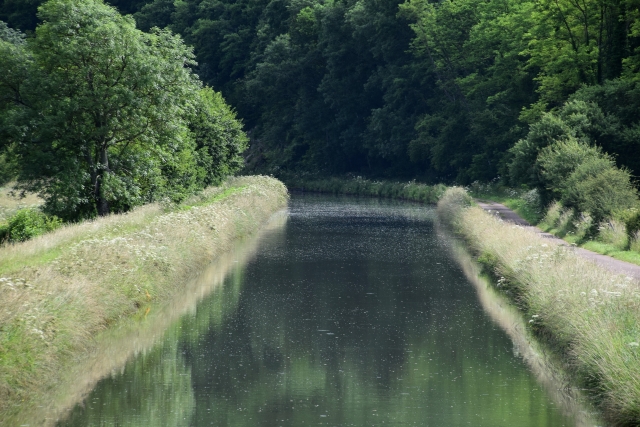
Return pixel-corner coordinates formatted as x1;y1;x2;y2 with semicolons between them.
96;147;110;216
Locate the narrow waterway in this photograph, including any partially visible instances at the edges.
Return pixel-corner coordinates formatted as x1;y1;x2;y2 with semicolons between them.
58;194;596;426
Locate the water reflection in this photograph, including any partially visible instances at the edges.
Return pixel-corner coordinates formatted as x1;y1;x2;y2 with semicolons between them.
60;195;592;426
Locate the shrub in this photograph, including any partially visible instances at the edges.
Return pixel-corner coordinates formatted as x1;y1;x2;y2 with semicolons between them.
537;137;602;200
520;188;542;216
625;210;640;243
508;113;573;188
1;208;62;243
561;157;637;222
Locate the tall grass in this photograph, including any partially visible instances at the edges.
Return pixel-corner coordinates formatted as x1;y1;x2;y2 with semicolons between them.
0;175;288;420
439;187;640;426
285;176;447;204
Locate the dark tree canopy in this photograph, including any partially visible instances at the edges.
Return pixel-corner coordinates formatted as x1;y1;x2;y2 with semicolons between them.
2;0;640;186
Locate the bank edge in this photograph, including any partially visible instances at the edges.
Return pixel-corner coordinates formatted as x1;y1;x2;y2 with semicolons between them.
438;187;640;426
0;175;289;422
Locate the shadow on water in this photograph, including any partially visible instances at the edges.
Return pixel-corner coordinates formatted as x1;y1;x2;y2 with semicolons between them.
9;211;289;427
56;195;603;427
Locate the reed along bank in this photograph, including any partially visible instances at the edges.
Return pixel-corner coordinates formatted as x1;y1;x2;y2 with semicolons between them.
0;176;288;420
438;187;640;426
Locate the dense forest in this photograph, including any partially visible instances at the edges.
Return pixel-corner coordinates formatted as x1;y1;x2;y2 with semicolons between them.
2;0;640;202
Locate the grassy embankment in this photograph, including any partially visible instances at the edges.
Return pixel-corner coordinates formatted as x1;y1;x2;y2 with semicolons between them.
283;176;447;203
439;187;640;426
0;175;288;419
469;182;640;266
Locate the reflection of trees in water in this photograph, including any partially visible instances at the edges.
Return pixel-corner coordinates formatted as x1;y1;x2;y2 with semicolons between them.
181;228;569;426
61;200;576;426
60;337;195;426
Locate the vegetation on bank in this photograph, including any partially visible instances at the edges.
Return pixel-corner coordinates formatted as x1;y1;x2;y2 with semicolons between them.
439;187;640;426
0;175;288;419
285;175;447;204
470;178;640;267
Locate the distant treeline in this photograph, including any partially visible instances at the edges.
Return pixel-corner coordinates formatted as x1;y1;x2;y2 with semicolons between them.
2;0;640;185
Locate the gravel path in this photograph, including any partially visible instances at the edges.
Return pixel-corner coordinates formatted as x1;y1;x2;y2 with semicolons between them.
477;200;640;280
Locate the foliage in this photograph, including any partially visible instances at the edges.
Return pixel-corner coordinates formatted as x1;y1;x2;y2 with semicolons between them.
2;0;640;187
192;88;248;187
562;156;637;222
285;175;446;204
625;211;640;243
534;137;637;222
536;138;602;200
0;208;62;243
0;1;247;221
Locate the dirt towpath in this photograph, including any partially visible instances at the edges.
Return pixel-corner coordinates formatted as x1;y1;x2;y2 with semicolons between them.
476;200;640;280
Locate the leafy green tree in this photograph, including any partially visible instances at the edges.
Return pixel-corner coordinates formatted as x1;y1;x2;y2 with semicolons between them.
191;87;248;186
0;0;44;32
568;79;640;176
1;0;204;219
401;0;536;182
521;0;627;119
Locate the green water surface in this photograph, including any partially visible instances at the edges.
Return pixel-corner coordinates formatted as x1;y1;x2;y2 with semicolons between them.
59;195;586;426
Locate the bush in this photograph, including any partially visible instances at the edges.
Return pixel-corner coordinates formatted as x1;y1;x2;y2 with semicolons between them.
508;113;573;188
561;157;637;222
626;211;640;243
0;208;62;243
537;137;602;200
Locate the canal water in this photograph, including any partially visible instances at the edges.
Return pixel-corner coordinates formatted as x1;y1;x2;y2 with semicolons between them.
59;194;588;426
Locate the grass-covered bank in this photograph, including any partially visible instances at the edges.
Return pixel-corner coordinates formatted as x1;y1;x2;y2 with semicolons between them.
0;175;288;420
439;187;640;426
283;176;447;204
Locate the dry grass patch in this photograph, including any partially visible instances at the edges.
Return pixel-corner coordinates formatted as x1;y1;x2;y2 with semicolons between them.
439;188;640;426
0;175;288;419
